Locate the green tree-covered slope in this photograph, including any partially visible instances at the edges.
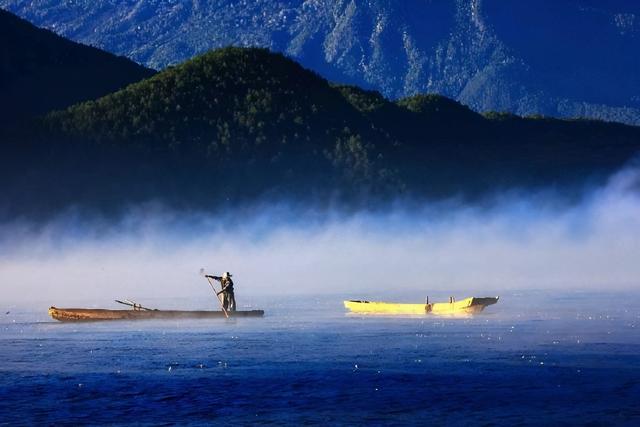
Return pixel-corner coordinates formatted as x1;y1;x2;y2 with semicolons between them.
4;47;640;217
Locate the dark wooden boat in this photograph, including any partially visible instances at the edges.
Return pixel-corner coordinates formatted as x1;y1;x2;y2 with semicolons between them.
49;306;264;322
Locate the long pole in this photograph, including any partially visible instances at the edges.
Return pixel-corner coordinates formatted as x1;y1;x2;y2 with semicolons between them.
115;299;156;311
206;276;229;318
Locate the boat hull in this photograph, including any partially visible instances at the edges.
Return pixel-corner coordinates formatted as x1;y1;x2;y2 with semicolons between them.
49;307;264;322
343;297;499;316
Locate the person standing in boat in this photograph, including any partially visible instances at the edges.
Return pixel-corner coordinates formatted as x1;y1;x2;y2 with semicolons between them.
206;272;236;312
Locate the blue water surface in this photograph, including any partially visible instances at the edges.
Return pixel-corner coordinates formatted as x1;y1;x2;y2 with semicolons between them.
1;291;639;425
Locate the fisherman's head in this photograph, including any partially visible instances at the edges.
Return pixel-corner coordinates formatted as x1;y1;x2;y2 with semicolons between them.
222;272;232;279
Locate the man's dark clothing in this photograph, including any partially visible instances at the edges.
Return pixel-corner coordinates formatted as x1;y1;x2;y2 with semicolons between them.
210;276;236;312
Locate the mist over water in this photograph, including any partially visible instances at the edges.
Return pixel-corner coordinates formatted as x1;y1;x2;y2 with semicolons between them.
1;167;639;306
1;169;640;425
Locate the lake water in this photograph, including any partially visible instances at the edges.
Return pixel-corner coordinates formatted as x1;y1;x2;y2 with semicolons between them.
1;291;639;425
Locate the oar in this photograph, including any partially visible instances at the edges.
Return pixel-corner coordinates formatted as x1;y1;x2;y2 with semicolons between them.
201;270;229;318
115;299;156;311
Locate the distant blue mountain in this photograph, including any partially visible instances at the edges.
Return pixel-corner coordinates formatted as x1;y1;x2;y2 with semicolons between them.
2;0;639;124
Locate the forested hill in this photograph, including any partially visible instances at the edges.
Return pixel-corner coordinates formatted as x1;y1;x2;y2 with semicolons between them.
4;47;640;218
0;9;155;126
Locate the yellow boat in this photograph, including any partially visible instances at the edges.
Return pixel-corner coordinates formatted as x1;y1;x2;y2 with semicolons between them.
343;296;499;316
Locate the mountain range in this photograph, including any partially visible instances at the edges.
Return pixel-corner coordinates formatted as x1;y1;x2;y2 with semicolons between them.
1;8;640;219
4;44;640;217
2;0;639;125
0;9;154;126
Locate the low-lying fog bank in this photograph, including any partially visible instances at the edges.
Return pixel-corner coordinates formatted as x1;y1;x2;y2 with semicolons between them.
1;168;639;304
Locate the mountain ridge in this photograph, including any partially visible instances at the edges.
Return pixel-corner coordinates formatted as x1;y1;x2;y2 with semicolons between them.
3;46;639;219
0;9;155;126
2;0;639;125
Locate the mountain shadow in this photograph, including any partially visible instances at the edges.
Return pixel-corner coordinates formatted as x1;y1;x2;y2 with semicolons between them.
0;9;155;127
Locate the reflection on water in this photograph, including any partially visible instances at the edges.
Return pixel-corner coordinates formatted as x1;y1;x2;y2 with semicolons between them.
1;290;639;424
